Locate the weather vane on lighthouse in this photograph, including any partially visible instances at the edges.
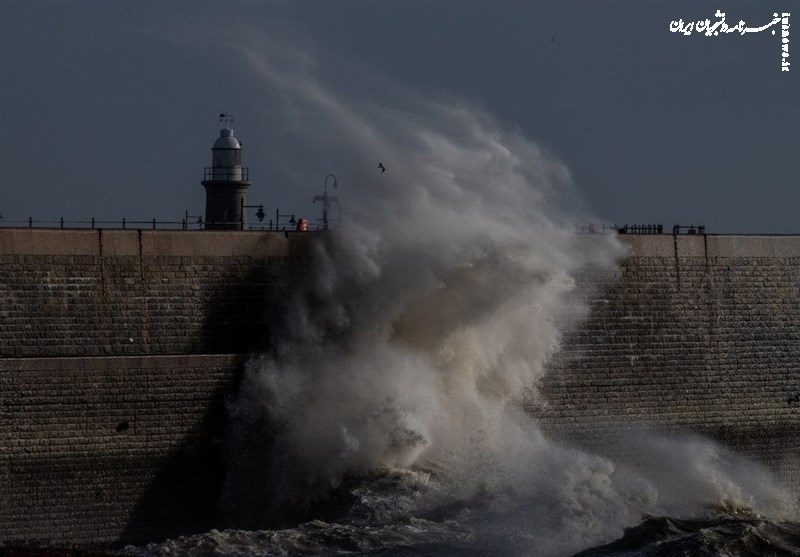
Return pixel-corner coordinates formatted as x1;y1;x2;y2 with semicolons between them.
219;112;234;126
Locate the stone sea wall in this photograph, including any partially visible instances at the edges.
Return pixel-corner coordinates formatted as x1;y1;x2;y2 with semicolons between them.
530;234;800;492
1;229;798;548
0;229;312;547
1;354;240;546
0;229;310;357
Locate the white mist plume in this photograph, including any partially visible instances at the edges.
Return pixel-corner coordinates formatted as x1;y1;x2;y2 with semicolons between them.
223;34;797;554
231;36;618;476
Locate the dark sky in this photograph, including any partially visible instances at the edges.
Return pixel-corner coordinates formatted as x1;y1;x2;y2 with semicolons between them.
1;1;797;233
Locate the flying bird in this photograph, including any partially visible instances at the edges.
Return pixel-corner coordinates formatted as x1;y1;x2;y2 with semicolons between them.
378;163;386;173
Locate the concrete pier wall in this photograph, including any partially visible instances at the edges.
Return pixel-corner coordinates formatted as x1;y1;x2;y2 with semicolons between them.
1;229;798;547
0;229;311;546
530;234;800;492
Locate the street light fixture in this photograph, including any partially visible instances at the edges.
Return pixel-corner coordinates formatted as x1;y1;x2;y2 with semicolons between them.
275;209;296;230
314;174;339;231
240;199;265;230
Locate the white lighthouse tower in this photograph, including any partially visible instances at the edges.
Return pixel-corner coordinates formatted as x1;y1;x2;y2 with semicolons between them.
201;114;251;230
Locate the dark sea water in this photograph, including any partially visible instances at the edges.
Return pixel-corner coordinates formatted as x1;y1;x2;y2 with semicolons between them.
575;515;800;557
119;467;800;557
118;517;800;557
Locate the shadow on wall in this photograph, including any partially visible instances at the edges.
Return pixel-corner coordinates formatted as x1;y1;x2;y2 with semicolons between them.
117;372;239;547
119;262;299;546
216;243;347;531
198;261;286;354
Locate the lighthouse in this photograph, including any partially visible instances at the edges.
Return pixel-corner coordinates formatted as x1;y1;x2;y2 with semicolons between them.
201;115;251;229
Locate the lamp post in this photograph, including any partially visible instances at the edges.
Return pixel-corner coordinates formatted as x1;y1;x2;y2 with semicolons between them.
314;174;339;231
240;199;265;230
275;209;296;231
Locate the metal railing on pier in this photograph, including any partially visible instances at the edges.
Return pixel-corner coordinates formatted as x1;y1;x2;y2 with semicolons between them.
576;223;708;235
0;217;199;230
671;224;706;235
574;223;619;234
616;224;664;235
0;216;327;232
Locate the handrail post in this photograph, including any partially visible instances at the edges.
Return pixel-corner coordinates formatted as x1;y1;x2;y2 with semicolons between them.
122;218;126;229
152;218;156;230
28;217;32;228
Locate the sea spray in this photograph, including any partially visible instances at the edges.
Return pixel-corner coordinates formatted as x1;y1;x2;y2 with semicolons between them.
224;35;612;520
214;35;798;555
